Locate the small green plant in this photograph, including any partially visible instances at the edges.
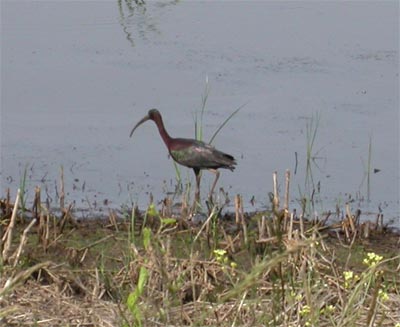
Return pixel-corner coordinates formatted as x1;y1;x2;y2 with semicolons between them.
305;112;321;188
298;112;323;217
126;266;148;327
126;227;151;327
142;202;158;231
158;217;177;234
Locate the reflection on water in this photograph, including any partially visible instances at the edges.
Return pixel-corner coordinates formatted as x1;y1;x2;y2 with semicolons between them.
117;0;179;47
118;0;148;47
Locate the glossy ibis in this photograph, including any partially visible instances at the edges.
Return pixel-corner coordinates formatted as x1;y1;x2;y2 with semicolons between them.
129;109;236;209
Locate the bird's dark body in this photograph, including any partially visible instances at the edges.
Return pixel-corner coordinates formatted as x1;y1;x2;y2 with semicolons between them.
169;138;236;172
130;108;236;209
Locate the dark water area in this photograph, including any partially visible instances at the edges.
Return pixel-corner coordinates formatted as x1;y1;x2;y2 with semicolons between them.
1;1;399;227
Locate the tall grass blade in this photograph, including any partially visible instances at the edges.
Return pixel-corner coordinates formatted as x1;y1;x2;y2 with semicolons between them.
209;102;247;144
195;76;210;141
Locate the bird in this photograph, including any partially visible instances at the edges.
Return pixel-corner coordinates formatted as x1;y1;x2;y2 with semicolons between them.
129;109;236;210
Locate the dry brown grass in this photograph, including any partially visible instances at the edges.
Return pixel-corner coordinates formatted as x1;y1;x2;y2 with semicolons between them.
1;178;399;326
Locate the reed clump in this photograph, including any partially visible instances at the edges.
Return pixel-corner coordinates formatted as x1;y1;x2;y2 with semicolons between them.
0;171;399;326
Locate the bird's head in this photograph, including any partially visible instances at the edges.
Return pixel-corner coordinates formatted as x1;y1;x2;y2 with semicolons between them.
129;108;161;137
147;108;160;119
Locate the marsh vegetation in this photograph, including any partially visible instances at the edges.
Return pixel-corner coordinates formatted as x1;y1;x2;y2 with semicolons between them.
1;170;399;326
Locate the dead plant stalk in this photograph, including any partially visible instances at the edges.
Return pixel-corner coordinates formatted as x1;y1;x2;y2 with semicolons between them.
2;189;21;264
12;218;37;267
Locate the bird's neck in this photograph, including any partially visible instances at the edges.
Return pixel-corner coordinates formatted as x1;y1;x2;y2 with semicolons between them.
154;115;173;148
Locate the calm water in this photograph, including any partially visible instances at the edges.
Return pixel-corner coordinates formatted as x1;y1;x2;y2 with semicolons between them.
2;1;399;226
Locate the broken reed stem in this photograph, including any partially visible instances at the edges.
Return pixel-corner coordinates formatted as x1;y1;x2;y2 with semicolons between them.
60;165;65;211
299;213;305;237
108;209;119;232
235;194;240;225
284;170;290;211
235;195;248;246
375;213;383;232
259;215;266;240
345;203;356;233
288;211;294;240
6;188;11;217
59;203;75;233
362;221;370;239
284;169;290;231
2;189;21;264
33;186;41;220
39;205;50;251
13;218;37;267
272;171;279;210
165;196;173;218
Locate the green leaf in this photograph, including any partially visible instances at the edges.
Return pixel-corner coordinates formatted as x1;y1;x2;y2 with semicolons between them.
137;266;149;293
142;227;152;250
160;218;177;226
126;266;149;326
146;203;159;217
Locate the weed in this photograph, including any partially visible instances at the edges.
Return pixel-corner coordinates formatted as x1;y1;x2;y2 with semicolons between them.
298;112;325;218
126;228;151;327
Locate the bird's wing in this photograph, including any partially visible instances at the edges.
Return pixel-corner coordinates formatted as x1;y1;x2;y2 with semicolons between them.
170;139;236;170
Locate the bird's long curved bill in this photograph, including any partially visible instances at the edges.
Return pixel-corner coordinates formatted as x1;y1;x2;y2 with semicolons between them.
129;114;150;137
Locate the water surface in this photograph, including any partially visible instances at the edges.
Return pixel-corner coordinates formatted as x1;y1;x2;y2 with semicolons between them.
2;1;399;226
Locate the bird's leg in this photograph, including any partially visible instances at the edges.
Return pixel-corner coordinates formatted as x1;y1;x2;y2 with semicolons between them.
191;168;201;213
208;169;220;202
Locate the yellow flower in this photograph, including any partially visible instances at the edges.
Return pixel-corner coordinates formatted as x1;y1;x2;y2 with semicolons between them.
378;289;389;302
320;304;335;315
300;305;311;316
213;249;227;263
213;249;227;257
343;271;354;280
343;270;359;288
363;252;383;267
